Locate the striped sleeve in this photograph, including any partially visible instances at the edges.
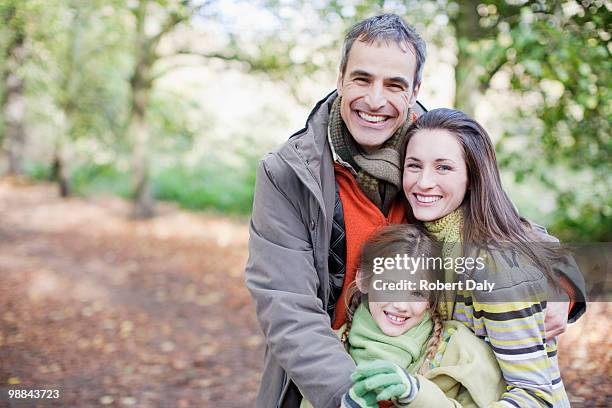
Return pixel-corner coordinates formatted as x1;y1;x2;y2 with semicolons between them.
473;300;555;408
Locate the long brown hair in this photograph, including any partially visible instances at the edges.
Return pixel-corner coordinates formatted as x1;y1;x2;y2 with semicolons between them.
404;108;561;277
344;224;444;373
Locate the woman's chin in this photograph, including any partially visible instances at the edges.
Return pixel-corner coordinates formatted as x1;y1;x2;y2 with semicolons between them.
412;208;443;222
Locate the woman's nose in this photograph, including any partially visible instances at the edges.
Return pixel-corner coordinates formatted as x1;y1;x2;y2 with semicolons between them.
417;168;436;189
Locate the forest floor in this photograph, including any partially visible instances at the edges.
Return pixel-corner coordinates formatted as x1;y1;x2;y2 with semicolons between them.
0;179;610;407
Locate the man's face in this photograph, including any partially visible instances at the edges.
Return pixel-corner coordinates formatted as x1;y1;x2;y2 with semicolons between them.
337;40;420;152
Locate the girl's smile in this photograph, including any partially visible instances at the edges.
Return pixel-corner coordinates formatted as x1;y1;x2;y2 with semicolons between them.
369;300;428;336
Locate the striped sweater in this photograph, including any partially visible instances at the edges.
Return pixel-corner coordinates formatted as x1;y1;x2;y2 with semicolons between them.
451;254;570;408
426;209;570;407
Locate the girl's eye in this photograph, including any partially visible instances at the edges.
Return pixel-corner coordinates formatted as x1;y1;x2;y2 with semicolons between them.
410;291;426;299
405;163;421;170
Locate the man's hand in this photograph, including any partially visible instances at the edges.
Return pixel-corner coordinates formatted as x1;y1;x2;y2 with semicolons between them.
545;301;570;339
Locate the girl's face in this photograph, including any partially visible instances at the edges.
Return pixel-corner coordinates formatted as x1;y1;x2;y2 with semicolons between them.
368;299;429;337
403;129;469;221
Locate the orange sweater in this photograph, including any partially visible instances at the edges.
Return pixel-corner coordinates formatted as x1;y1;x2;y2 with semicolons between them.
331;163;407;330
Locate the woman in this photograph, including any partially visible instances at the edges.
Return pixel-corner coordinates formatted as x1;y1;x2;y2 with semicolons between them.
348;108;569;407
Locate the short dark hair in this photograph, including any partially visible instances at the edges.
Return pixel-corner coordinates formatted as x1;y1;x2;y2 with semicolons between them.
340;14;427;86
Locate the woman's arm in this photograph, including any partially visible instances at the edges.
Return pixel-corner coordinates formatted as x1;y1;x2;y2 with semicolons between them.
474;300;555;407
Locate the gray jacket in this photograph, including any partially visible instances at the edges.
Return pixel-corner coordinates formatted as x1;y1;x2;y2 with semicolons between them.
245;92;353;408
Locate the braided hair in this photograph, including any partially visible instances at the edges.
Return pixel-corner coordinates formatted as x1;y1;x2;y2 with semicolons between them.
341;224;445;371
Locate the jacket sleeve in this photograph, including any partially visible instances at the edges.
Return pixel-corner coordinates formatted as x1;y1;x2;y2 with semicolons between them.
245;157;355;408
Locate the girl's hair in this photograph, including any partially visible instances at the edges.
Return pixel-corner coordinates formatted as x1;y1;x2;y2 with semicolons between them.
343;224;444;372
404;108;562;278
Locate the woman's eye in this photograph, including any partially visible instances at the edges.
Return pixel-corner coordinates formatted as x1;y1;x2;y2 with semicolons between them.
437;165;452;172
405;163;421;170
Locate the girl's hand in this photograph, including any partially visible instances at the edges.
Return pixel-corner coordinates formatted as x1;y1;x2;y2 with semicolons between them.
351;360;419;406
341;386;378;408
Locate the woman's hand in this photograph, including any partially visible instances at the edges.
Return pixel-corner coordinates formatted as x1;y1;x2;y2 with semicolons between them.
350;360;419;406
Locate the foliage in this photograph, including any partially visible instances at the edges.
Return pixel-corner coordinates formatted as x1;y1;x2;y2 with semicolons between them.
465;0;611;240
1;0;609;239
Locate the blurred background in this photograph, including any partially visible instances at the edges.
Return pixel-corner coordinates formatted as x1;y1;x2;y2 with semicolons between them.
0;0;610;407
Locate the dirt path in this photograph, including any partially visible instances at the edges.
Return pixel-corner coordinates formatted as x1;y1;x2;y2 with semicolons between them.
0;180;610;407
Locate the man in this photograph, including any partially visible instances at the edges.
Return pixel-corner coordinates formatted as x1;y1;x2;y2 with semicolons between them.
245;14;584;408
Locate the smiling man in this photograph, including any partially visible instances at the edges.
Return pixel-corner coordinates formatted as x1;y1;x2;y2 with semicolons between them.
245;14;426;408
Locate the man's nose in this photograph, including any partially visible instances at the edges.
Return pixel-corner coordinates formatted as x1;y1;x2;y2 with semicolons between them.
364;83;386;111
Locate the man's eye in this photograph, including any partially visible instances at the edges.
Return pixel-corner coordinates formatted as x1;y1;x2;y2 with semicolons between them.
354;77;368;84
389;84;405;91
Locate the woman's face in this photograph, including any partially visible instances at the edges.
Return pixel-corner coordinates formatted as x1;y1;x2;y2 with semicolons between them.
369;300;429;337
403;129;469;221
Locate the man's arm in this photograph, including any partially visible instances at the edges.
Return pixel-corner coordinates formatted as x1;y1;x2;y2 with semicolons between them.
530;223;587;325
245;157;355;408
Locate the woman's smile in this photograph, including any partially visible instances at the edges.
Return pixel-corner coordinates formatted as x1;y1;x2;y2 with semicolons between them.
413;193;443;205
403;129;469;221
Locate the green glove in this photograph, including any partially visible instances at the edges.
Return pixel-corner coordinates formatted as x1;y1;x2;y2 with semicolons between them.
341;385;378;408
351;360;419;406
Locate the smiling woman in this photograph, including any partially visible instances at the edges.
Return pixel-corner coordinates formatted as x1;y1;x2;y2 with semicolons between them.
403;128;469;222
399;108;585;407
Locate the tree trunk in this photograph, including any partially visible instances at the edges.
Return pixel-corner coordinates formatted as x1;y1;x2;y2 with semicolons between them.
2;23;26;176
128;80;154;218
453;0;484;117
50;125;71;197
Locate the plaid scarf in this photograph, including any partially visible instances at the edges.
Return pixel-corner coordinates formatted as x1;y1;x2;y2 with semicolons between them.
329;96;415;215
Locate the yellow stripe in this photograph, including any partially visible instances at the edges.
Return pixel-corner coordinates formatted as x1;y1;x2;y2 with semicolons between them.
489;335;544;347
498;359;552;372
502;390;539;406
472;321;545;333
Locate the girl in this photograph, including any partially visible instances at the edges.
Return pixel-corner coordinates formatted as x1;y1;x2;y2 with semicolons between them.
300;224;506;408
353;108;570;407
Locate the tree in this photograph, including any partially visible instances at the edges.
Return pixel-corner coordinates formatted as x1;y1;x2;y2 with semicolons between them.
0;0;28;176
459;0;611;240
28;0;128;197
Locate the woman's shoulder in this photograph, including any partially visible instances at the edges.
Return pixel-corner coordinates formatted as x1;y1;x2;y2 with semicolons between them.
463;245;548;303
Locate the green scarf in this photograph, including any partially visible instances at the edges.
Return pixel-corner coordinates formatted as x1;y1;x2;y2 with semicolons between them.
424;208;464;320
348;303;432;373
328;96;415;215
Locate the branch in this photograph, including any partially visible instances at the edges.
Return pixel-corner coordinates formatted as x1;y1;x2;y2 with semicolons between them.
149;50;250;82
480;51;509;92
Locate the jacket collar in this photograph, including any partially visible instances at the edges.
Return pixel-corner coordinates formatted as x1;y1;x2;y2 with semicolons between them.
280;91;338;221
